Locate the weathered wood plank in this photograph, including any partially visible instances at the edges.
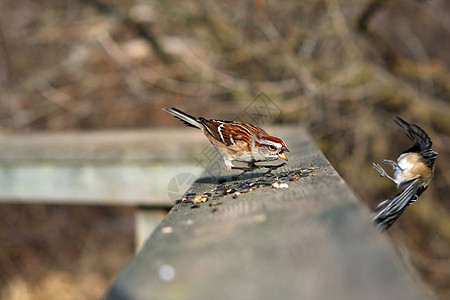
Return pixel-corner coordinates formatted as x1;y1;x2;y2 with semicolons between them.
0;129;206;205
0;164;202;206
104;127;431;300
0;129;208;163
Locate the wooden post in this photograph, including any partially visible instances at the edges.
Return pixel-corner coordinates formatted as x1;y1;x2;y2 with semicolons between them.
134;208;167;252
104;127;431;300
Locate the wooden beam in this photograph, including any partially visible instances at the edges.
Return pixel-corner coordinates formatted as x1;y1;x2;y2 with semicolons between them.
0;129;207;206
104;127;429;300
0;164;202;206
0;128;209;163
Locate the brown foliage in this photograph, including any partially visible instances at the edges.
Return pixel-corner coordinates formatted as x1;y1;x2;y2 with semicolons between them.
0;0;449;298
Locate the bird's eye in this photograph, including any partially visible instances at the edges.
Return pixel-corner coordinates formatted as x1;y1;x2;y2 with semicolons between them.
268;145;276;151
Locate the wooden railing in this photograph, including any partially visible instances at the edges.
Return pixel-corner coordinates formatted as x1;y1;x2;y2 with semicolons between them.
0;128;206;249
103;127;429;300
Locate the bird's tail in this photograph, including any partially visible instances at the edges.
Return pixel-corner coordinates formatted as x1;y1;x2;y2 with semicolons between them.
395;116;432;151
163;107;202;129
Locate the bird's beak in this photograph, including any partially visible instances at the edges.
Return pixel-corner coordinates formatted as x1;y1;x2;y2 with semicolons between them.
278;152;288;160
282;146;290;153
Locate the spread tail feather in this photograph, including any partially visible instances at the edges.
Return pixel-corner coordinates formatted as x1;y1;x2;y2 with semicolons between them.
163;107;202;129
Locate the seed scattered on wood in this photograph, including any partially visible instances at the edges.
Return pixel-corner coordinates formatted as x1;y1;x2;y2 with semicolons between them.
182;193;197;203
232;191;242;199
279;183;289;189
193;194;209;203
161;226;173;234
272;182;289;189
186;167;314;202
191;204;200;209
225;188;236;194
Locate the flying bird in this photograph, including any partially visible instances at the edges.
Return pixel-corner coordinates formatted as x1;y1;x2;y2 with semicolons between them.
372;117;437;231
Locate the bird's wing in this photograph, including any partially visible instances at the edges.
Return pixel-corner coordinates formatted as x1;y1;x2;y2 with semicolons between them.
394;116;433;152
200;119;265;149
421;148;438;168
373;177;420;231
199;119;226;144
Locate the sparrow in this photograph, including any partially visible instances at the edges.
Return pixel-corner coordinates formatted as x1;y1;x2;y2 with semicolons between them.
163;107;289;172
372;116;437;231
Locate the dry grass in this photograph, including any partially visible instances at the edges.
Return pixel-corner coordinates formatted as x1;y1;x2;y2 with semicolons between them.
0;205;134;300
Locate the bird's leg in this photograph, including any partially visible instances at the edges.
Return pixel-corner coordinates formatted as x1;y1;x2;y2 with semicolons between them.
261;162;287;174
232;162;286;178
372;162;396;183
232;162;261;178
231;162;260;172
380;159;401;171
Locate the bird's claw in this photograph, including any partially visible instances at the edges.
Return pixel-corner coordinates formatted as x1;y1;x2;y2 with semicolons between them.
373;162;388;177
380;159;400;171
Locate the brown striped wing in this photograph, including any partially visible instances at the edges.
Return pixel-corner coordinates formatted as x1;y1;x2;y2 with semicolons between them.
200;119;267;149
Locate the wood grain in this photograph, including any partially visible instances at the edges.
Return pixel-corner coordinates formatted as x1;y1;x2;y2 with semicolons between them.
104;127;430;299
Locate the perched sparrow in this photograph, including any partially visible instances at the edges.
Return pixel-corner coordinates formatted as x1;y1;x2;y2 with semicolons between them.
372;117;437;231
163;107;289;172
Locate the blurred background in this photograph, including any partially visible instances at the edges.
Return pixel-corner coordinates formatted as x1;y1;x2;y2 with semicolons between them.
0;0;449;299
